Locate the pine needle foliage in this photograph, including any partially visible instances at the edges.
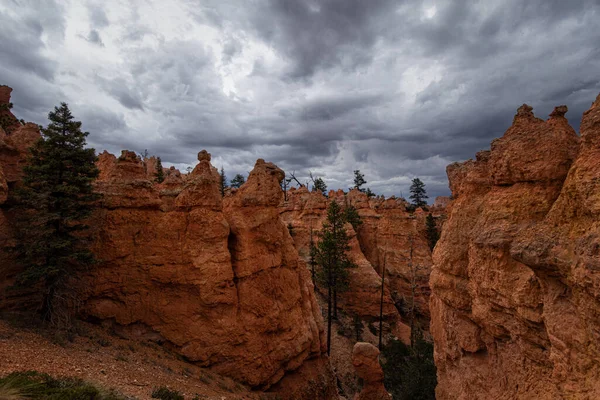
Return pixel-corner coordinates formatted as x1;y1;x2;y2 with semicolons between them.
314;200;357;354
230;173;245;188
155;157;164;183
425;213;440;251
409;178;428;207
13;103;99;324
220;167;227;197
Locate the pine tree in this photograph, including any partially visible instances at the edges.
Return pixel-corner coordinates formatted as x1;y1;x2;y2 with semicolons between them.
314;200;356;355
0;101;19;133
425;213;439;251
353;170;366;192
344;203;362;231
14;102;99;325
313;177;327;196
230;173;245;188
220;166;227;197
155;157;164;183
409;178;428;207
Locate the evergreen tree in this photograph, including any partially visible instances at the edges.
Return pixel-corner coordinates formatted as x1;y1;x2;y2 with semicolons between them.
365;187;375;198
230;173;245;188
0;101;18;133
313;177;327;196
409;178;428;207
425;213;439;251
14;103;99;325
344;203;362;231
155;157;164;183
353;170;366;192
220;166;227;197
314;200;357;355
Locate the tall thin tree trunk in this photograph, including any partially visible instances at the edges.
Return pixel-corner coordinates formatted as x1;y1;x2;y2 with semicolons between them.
379;253;386;350
327;263;332;355
333;284;338;320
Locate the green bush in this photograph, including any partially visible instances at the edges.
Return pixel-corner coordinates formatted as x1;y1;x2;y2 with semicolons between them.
0;371;125;399
381;334;437;400
151;386;184;400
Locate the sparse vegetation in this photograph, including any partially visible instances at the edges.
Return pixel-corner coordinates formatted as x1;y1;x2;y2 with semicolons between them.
314;200;357;354
0;101;17;133
381;332;436;400
155;157;165;183
220;167;227;197
409;178;428;207
230;173;245;188
353;170;367;192
425;213;440;251
0;371;126;399
151;386;184;400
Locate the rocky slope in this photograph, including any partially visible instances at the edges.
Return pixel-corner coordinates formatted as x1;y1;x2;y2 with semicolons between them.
430;96;600;399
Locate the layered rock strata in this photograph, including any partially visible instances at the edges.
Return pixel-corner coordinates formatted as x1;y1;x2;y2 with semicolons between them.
352;342;390;400
431;98;600;399
80;152;327;389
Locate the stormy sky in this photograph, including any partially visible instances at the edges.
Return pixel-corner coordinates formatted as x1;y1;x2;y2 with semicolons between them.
1;1;599;200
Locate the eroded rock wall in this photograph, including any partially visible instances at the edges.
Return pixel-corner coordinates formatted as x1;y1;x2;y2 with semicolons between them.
79;151;327;390
431;98;600;399
280;187;444;332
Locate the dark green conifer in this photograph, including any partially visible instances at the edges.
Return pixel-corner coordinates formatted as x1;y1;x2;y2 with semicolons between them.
314;200;357;355
230;173;245;188
155;157;164;183
14;103;100;324
425;213;439;251
409;178;428;207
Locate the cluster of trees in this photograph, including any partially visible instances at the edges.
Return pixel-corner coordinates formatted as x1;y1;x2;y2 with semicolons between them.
219;168;246;196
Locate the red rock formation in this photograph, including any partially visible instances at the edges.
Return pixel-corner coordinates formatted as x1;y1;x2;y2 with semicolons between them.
77;151;329;391
0;86;20;134
0;87;332;395
430;99;600;399
281;186;442;335
352;342;390;400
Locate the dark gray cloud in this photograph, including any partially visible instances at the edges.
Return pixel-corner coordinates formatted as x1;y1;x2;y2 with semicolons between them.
1;0;600;200
86;29;104;46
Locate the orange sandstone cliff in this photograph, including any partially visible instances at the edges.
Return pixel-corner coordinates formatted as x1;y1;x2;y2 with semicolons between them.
280;187;443;331
430;97;600;399
80;151;332;393
0;87;336;398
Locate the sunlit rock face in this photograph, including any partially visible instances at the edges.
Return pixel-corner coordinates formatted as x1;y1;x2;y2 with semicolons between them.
431;97;600;399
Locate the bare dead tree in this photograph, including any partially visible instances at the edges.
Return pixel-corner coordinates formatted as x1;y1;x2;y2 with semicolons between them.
287;171;304;187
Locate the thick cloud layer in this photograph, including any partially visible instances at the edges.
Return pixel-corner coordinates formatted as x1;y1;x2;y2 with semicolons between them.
1;0;599;199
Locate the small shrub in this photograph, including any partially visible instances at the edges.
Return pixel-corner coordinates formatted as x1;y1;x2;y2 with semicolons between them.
0;371;126;399
151;386;184;400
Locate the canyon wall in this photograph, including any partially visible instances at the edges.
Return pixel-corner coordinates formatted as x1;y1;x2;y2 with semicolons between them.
0;88;335;397
431;96;600;399
280;187;444;332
